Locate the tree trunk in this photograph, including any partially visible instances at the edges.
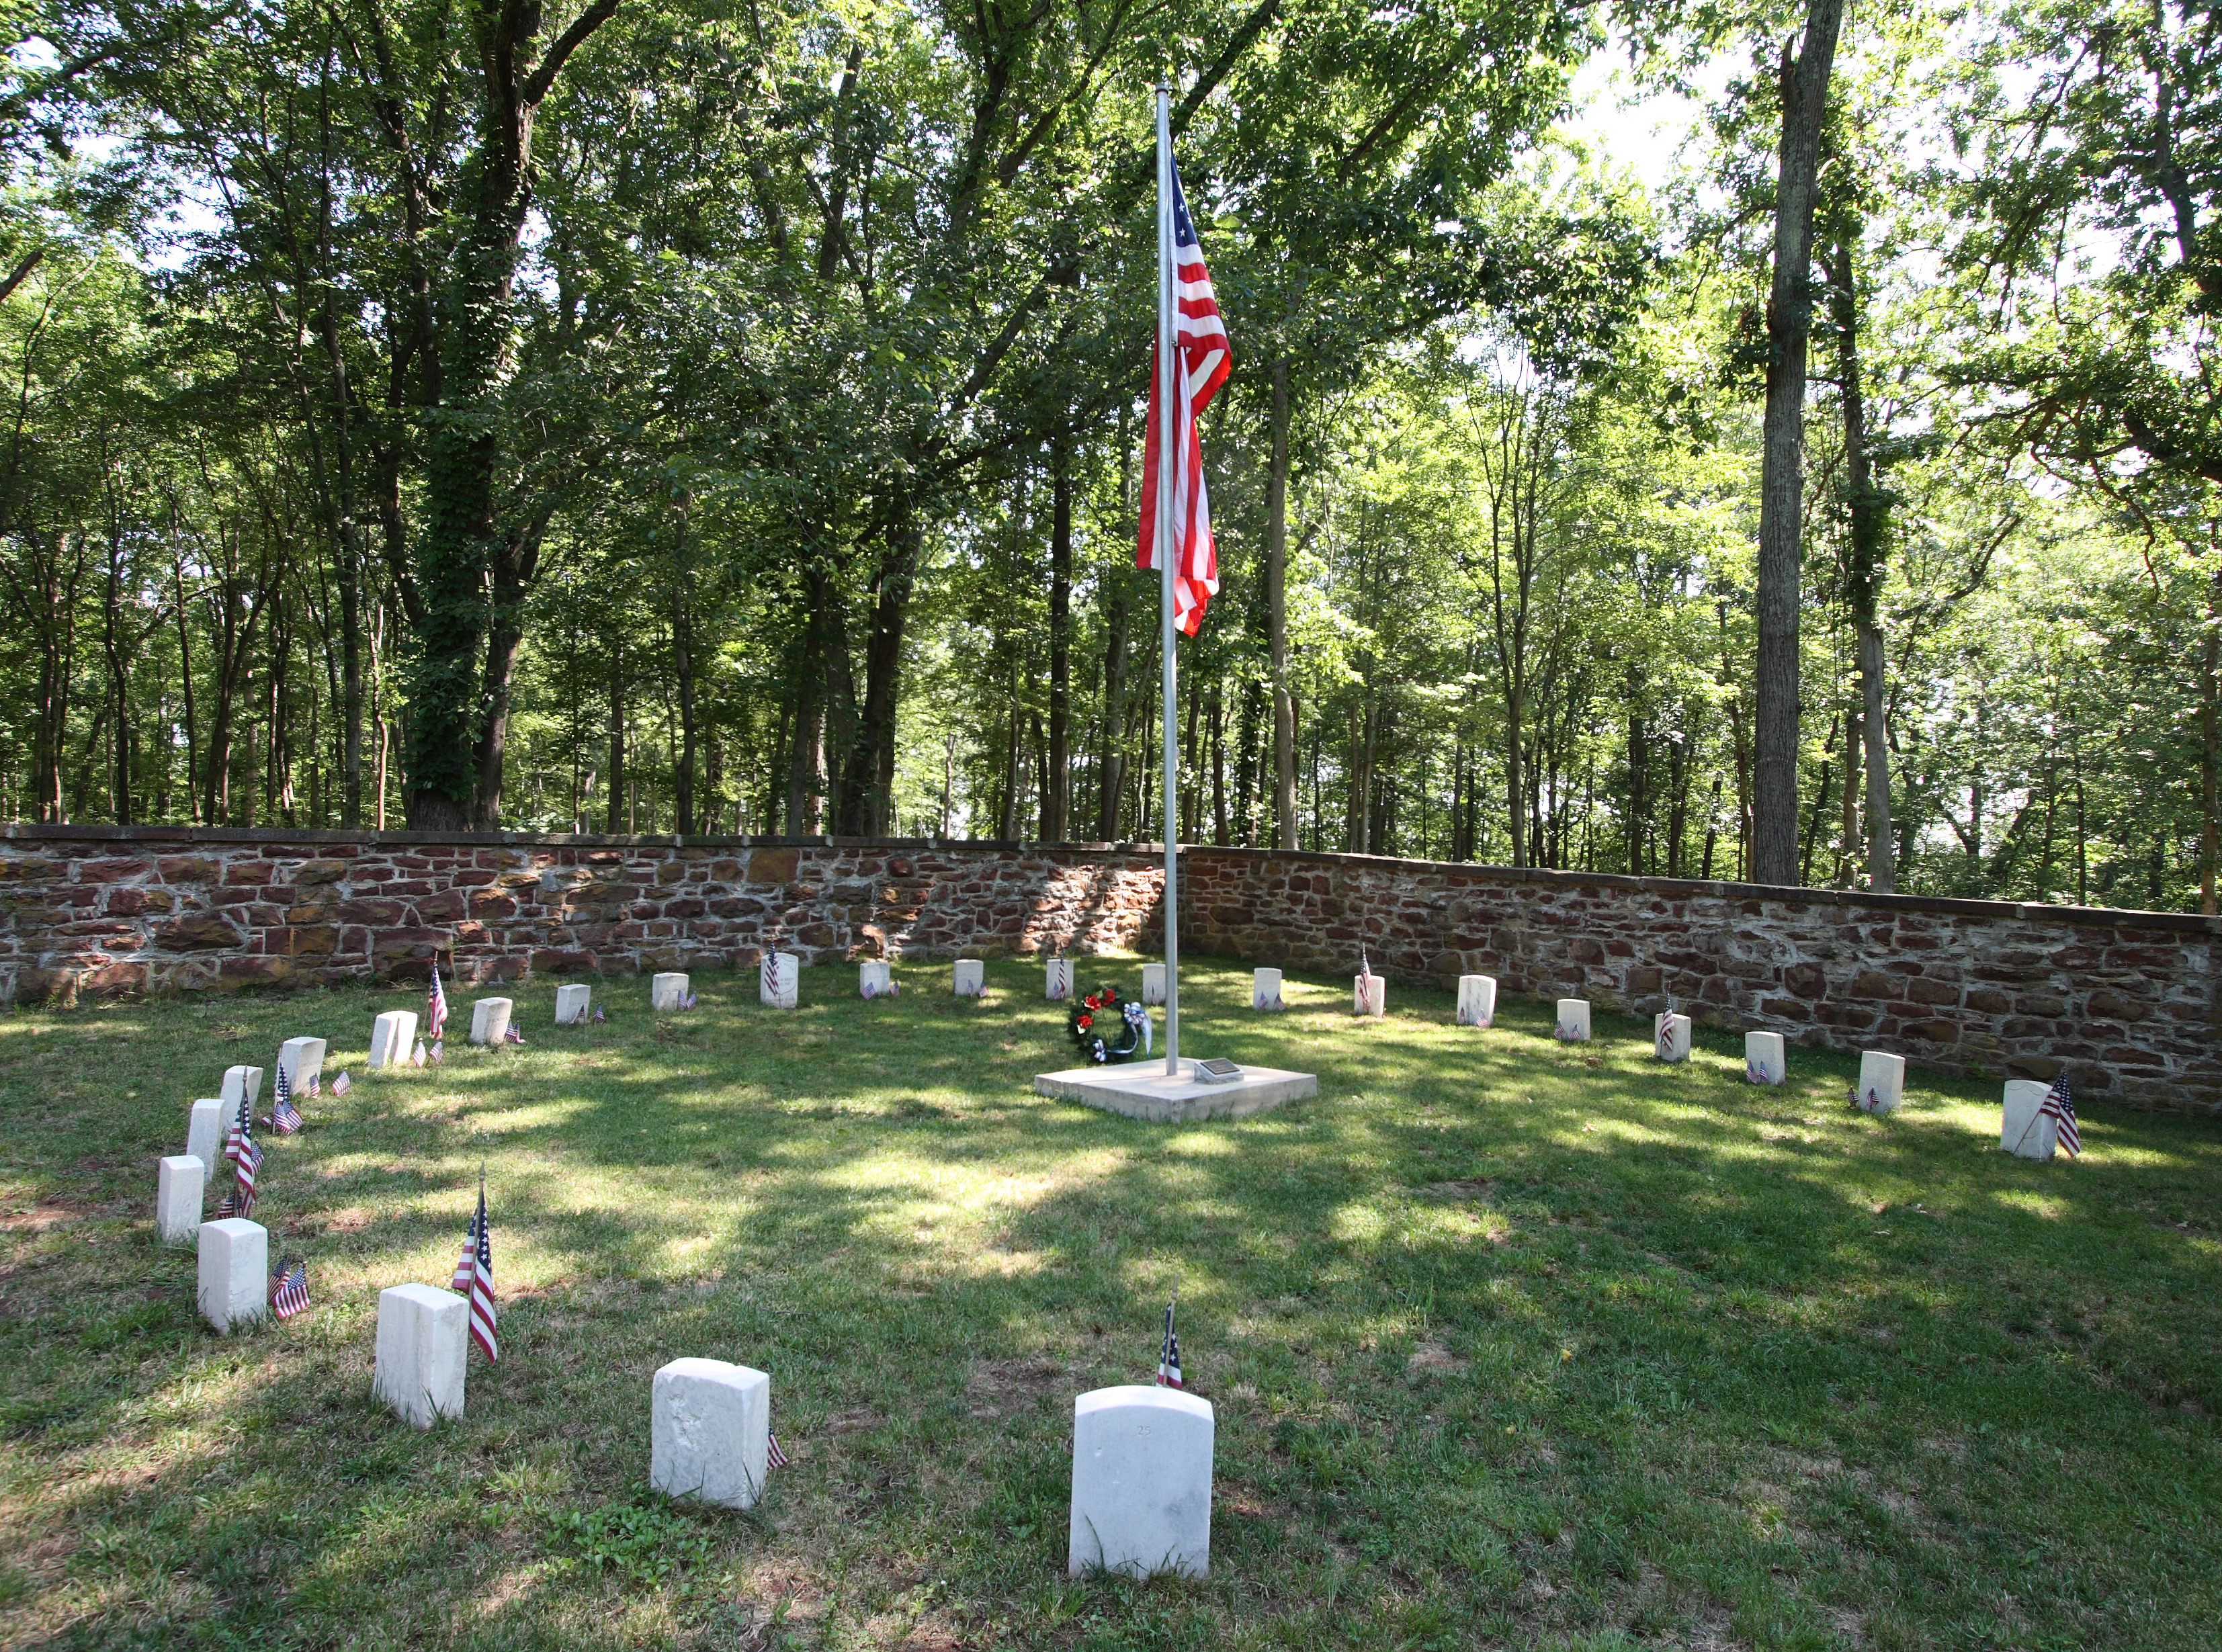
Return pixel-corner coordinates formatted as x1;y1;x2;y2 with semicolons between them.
1044;442;1072;842
1752;0;1847;885
2203;552;2219;914
1267;359;1298;849
606;647;627;835
1097;581;1129;840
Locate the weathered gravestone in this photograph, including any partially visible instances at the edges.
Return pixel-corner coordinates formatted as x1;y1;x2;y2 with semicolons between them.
1856;1050;1906;1114
221;1065;264;1111
1353;973;1386;1017
654;971;692;1012
953;958;986;998
374;1284;467;1428
1745;1031;1786;1085
368;1010;418;1070
555;983;593;1025
198;1217;268;1334
157;1155;204;1246
759;955;799;1010
1068;1385;1214;1578
1045;958;1076;1001
1252;967;1283;1010
468;998;513;1047
187;1098;226;1172
859;959;893;998
275;1038;325;1094
650;1358;773;1510
2001;1079;2057;1160
1140;963;1166;1005
1457;974;1497;1028
1554;999;1592;1042
1654;1012;1693;1063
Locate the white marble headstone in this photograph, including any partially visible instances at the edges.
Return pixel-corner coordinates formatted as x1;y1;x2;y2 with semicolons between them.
1140;963;1166;1005
1045;958;1076;1000
1252;967;1283;1010
1654;1012;1692;1063
1353;973;1386;1017
275;1038;326;1094
198;1217;268;1334
1457;974;1497;1028
1745;1031;1786;1085
157;1155;204;1246
555;983;592;1025
1068;1385;1213;1579
368;1010;418;1070
654;971;692;1012
221;1064;264;1111
187;1098;226;1172
859;959;893;998
952;958;986;998
468;998;513;1046
2001;1079;2057;1160
374;1283;468;1428
651;1358;772;1509
1554;999;1591;1041
1856;1050;1906;1115
760;954;799;1010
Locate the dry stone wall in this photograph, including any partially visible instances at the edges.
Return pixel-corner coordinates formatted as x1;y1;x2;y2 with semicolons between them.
1;827;2215;1111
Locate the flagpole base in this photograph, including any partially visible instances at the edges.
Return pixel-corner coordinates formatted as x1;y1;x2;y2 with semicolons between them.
1034;1063;1316;1123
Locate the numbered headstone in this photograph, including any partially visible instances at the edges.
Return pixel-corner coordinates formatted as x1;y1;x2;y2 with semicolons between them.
368;1010;419;1070
198;1217;268;1334
468;998;513;1047
1252;967;1284;1011
1745;1031;1786;1085
374;1285;467;1428
1068;1385;1214;1579
1654;1012;1692;1063
859;959;893;998
1856;1050;1906;1115
651;1358;773;1510
759;954;799;1010
652;971;691;1012
1045;958;1076;1000
2001;1079;2057;1160
157;1155;204;1246
952;959;986;998
1457;974;1497;1028
1140;963;1166;1005
1554;999;1592;1042
555;984;593;1025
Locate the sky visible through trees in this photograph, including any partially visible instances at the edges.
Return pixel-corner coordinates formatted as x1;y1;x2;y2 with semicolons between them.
0;0;2215;914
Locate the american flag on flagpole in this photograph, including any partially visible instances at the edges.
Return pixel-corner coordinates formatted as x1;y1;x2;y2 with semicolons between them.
269;1257;310;1319
456;1171;497;1361
233;1135;263;1217
427;965;450;1045
2041;1074;2082;1157
1156;1291;1184;1389
1138;156;1231;638
224;1088;251;1165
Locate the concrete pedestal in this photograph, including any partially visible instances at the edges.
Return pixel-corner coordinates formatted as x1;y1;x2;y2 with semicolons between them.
1353;975;1385;1017
1745;1031;1786;1085
655;971;692;1011
1036;1062;1316;1123
2002;1080;2057;1160
556;983;592;1025
859;959;893;998
469;998;513;1046
369;1010;418;1069
1140;963;1166;1005
953;959;985;997
759;955;798;1009
1857;1051;1906;1115
1554;999;1592;1041
1045;959;1075;1000
1068;1385;1213;1579
374;1283;468;1428
1655;1012;1692;1063
157;1155;204;1246
1252;967;1283;1010
276;1038;325;1094
650;1358;772;1509
187;1098;226;1172
1457;974;1497;1028
198;1217;268;1334
221;1064;264;1111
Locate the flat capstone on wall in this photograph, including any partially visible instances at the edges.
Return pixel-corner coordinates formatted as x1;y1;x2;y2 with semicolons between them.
1;826;2214;1113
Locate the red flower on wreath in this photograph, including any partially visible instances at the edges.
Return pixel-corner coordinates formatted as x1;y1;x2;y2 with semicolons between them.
1077;1014;1093;1029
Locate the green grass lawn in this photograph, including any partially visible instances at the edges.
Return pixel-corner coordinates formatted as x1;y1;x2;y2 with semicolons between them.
2;957;2218;1652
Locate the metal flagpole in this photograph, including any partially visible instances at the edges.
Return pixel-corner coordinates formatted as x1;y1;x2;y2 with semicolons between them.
1155;83;1181;1078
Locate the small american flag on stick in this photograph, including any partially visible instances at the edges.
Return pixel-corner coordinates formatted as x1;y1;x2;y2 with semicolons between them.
1156;1291;1184;1389
224;1090;251;1164
269;1257;309;1319
272;1088;303;1135
427;965;450;1043
232;1137;263;1217
331;1070;351;1096
2041;1074;2082;1157
767;1431;789;1469
455;1170;497;1361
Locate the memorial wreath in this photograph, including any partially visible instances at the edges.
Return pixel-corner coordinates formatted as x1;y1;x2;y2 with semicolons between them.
1066;985;1152;1064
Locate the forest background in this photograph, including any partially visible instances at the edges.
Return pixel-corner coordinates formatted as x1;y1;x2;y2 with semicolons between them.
0;0;2215;915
